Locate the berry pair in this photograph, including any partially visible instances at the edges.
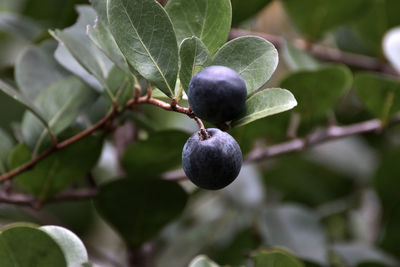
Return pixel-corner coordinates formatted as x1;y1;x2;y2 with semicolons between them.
182;66;247;190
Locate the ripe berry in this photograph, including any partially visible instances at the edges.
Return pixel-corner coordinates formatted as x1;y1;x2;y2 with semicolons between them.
188;65;247;124
182;128;242;190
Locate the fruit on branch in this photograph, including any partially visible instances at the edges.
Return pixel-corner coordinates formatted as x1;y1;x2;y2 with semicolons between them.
188;65;247;124
182;128;242;190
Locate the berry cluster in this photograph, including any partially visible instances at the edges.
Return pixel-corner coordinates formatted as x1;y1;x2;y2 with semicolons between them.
182;66;247;190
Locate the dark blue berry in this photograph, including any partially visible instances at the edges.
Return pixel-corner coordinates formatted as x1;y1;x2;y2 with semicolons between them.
182;128;242;190
188;66;247;124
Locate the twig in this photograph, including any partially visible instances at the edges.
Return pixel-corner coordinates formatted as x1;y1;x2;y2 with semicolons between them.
229;29;398;76
0;108;118;183
245;114;400;163
127;96;194;117
0;188;97;209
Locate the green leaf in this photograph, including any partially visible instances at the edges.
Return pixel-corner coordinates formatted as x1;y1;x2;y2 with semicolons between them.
21;76;95;151
165;0;231;55
282;43;321;71
210;227;260;266
9;136;102;201
252;249;304;267
231;0;272;25
89;0;107;21
179;37;211;93
189;255;220;267
40;225;89;266
0;224;67;267
107;66;134;108
122;130;189;177
348;0;400;56
15;40;69;100
0;128;14;174
50;6;114;98
257;204;328;265
281;0;365;40
89;0;130;73
280;65;352;122
87;20;130;74
0;13;43;41
384;27;400;74
0;79;51;132
107;0;179;98
213;36;278;95
94;178;188;248
52;5;113;92
261;154;355;207
231;88;297;127
20;0;89;29
354;72;400;122
373;149;400;210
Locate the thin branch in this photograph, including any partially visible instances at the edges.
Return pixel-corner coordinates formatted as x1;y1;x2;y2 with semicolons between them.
127;96;194;117
229;29;399;76
245;114;400;163
0;108;118;183
0;188;97;209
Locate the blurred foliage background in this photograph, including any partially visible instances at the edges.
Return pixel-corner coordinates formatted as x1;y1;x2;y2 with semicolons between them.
1;0;400;266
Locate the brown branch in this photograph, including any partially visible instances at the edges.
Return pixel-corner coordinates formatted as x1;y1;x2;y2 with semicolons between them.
0;96;199;184
126;96;194;117
245;115;400;163
229;29;399;76
0;108;118;183
0;188;97;209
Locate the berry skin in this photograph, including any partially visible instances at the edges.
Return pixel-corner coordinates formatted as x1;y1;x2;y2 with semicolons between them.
182;128;242;190
188;65;247;124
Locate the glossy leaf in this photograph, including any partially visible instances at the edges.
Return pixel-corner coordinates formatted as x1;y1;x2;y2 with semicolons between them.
0;224;67;267
9;136;102;201
213;36;278;95
15;40;69;100
107;0;179;97
252;249;304;267
0;13;43;41
384;27;400;74
179;37;211;93
231;0;272;25
0;79;50;131
0;128;14;174
41;225;89;266
189;255;220;267
122;130;189;177
258;204;328;265
166;0;231;55
354;72;400;122
94;178;188;248
53;5;113;91
21;76;95;151
231;88;297;127
280;65;352;122
281;0;365;40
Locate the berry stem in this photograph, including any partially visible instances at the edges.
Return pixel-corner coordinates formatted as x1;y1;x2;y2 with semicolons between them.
194;117;210;140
